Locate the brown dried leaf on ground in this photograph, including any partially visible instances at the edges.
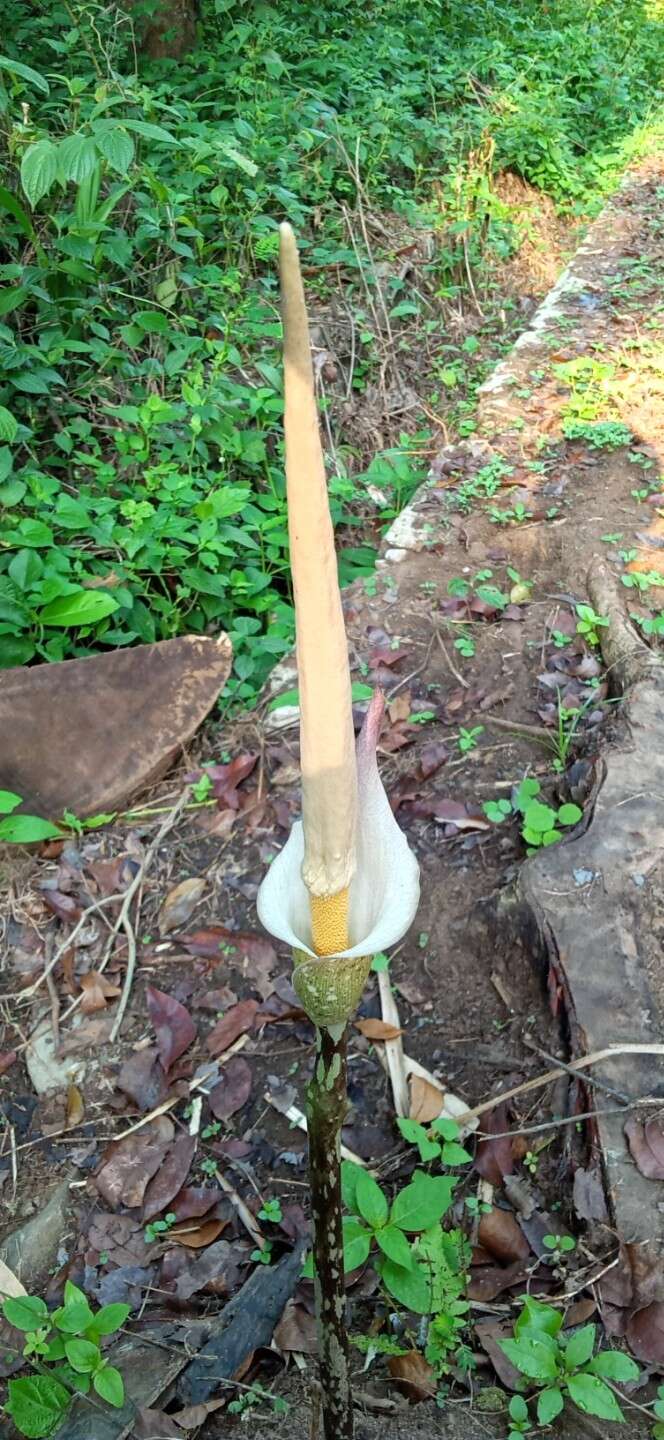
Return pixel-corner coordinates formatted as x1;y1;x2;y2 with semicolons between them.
476;1321;523;1390
206;999;258;1057
626;1302;664;1364
474;1103;515;1186
146;985;197;1072
181;926;278;998
388;1351;436;1403
355;1018;404;1041
208;1056;253;1119
273;1298;318;1354
169;1187;218;1223
169;1218;226;1249
158;877;207;935
95;1116;174;1210
409;1073;444;1124
142;1134;197;1222
171;1399;225;1429
116;1047;169;1112
467;1261;530;1302
87;1213;156;1268
478;1207;531;1265
134;1409;182;1439
573;1166;608;1223
79;970;122;1014
161;1239;241;1300
625;1114;664;1180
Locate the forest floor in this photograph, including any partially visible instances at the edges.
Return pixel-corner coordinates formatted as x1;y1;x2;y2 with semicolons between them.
2;157;664;1439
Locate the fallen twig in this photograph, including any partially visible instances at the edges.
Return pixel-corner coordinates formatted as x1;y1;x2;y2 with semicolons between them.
215;1168;266;1251
377;968;409;1117
523;1037;630;1105
456;1043;664;1125
433;626;470;690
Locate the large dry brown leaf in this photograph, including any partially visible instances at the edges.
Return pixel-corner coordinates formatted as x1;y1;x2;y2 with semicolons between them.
171;1399;225;1429
478;1208;531;1265
625;1115;664;1180
206;999;258;1057
409;1073;444;1124
146;986;197;1072
116;1047;168;1113
158;877;207;935
134;1408;182;1439
274;1299;317;1355
87;1213;155;1268
355;1018;404;1041
181;927;278;999
79;970;122;1014
142;1135;197;1222
208;1056;253;1119
626;1302;664;1363
474;1103;515;1186
388;1351;436;1403
169;1218;226;1249
94;1116;174;1210
161;1239;240;1300
0;634;232;819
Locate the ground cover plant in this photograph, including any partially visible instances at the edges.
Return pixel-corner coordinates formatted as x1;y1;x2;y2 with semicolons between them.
0;0;663;705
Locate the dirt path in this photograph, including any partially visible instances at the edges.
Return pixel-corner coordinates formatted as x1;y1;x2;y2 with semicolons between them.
2;158;664;1438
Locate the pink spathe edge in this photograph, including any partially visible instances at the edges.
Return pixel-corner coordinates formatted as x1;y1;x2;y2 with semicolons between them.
256;691;420;959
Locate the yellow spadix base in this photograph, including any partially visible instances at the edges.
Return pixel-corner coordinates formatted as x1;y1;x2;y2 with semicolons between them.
311;889;350;957
291;889;371;1030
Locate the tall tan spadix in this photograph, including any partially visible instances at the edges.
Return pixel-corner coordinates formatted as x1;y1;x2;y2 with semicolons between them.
279;222;357;945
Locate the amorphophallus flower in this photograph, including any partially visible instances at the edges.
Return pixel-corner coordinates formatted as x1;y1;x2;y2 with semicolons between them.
257;222;420;1032
257;223;420;1440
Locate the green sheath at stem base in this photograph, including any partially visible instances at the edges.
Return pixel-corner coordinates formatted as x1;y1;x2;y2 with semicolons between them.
306;1024;354;1440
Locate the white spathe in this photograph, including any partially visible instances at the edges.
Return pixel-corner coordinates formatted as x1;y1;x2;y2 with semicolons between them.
257;692;420;960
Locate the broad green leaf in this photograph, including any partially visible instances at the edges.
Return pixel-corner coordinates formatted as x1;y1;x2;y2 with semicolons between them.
123;118;177;144
508;1394;529;1422
356;1171;389;1229
93;1364;124;1407
64;1337;99;1373
95;125;134;174
58;134;98;185
5;1374;70;1437
0;636;34;666
375;1225;414;1269
341;1159;363;1213
653;1425;664;1440
0;405;17;443
397;1117;440;1163
2;1293;48;1330
9;548;43;590
567;1372;624;1420
0;815;63;843
564;1323;596;1369
440;1141;473;1166
537;1387;564;1424
390;1172;456;1231
379;1256;435;1314
514;1297;563;1339
342;1218;371;1274
521;800;558;834
38;591;119;626
0;789;22;815
0;184;35;239
86;1302;130;1336
431;1117;461;1142
20;138;58;207
0;55;49;93
499;1336;560;1381
0;285;29;316
589;1349;640;1382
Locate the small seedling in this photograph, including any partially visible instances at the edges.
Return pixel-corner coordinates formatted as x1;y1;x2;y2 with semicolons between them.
458;725;483;754
201;1120;222;1139
144;1211;177;1243
575;603;610;648
500;1297;640;1427
227;1382;289;1420
454;632;475;658
483;778;582;853
258;1198;283;1224
543;1233;576;1264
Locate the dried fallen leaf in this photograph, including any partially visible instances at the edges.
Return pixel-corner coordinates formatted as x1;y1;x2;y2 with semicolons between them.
95;1117;174;1210
274;1299;318;1355
146;986;197;1073
169;1187;218;1223
467;1261;530;1301
409;1073;445;1124
355;1018;404;1041
625;1115;664;1180
626;1302;664;1364
181;926;278;999
116;1047;169;1113
171;1399;225;1429
0;1259;26;1300
169;1217;226;1249
474;1103;515;1186
388;1350;436;1403
573;1166;608;1223
87;1213;155;1269
161;1239;240;1299
142;1135;197;1223
134;1408;182;1439
79;970;122;1014
478;1208;531;1265
206;999;258;1057
158;877;207;935
208;1056;253;1119
476;1321;522;1391
65;1083;84;1131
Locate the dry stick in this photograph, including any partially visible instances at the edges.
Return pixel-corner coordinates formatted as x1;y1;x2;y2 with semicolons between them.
477;1099;661;1141
215;1169;266;1251
523;1036;630;1105
109;789;189;1042
0;889;130;1004
433;626;470;690
455;1044;664;1126
481;714;554;746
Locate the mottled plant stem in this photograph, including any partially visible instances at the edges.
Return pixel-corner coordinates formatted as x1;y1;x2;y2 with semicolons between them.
306;1024;354;1440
